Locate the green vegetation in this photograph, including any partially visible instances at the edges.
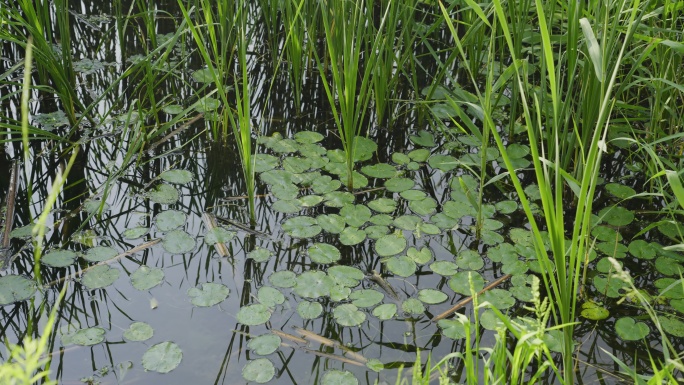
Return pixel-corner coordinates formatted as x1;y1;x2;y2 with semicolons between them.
0;0;682;384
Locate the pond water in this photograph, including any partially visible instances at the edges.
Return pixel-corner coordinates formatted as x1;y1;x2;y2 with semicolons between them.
1;1;684;384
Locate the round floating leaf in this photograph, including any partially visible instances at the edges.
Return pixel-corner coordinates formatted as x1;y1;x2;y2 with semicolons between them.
592;225;623;242
392;152;410;165
438;319;468;340
270;138;298;154
480;289;515;309
0;275;37;305
407;247;433;265
580;301;610;320
598;206;634;227
124;322;153;342
428;154;458;172
42;250;77;267
322;370;358;385
294;271;332;299
237;304;271;326
142;342;183;373
366;359;384;372
312;176;341;194
146;183;179;204
123;227;149;240
71;327;106;346
660;316;684;337
131;266;164;291
418;289;448;304
385;177;414;193
386;256;416;277
162;230;196;254
192;68;213;82
299;195;324;207
408;149;430;162
269;271;297;288
372;303;397;320
480;310;505;330
205;227;235;245
294;131;324;144
495;200;518;214
340;227;366;246
605;183;636;199
370;214;393;226
159;169;193;185
367;198;397;213
361;163;398;179
330;284;352;301
84;246;118;262
10;224;40;239
308;243;341;264
455;250;484;270
328;266;364;287
163;104;183;115
400;190;428;201
254;154;279;173
409;197;438;216
430;213;459;229
393;215;422;230
353;136;377;161
317;214;346;234
375;234;407;257
448;271;485;295
188;283;229;307
82;265;120;289
410;130;436;147
628;240;658;260
350;289;384;308
155;210;187;232
282;216;322;238
443;200;476;219
655;257;684;276
333;304;366;326
249;334;281;356
248;247;272;263
340;204;372;227
297;301;323;319
430;261;458;276
366;225;389;240
615;317;650;340
258;286;285;307
84;199;109;214
402;298;425;315
262;170;294;189
283;156;312;173
594;275;629;298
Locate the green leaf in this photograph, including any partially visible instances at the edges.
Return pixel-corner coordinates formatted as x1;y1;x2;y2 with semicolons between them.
123;322;153;342
480;289;515;309
366;359;384;372
82;265;120;289
579;18;604;81
249;334;281;355
580;301;610;320
393;215;422;230
308;243;341;264
187;283;229;307
430;213;459;229
628;240;658;260
615;317;649;340
372;303;397;320
438;319;468;339
237;304;272;326
430;261;458;276
410;130;436;147
370;214;393;226
375;234;407;257
297;301;324;319
258;286;285;307
131;266;164;291
84;246;118;262
123;227;149;240
605;183;636;199
407;247;433;265
159;169;193;185
146;184;179;204
333;304;366;326
69;327;106;346
282;216;322;238
367;198;397;213
312;176;342;194
42;250;77;268
408;149;430;162
294;131;324;144
155;210;187;232
598;206;634;227
418;289;448;304
322;370;358;385
0;275;37;305
350;289;384;308
248;247;272;263
366;225;390;240
191;68;213;82
204;227;235;245
385;177;415;193
162;230;196;254
409;197;438;216
254;154;279;172
455;250;484;270
272;199;302;214
391;152;410;165
400;190;427;201
353;136;377;161
142;342;183;373
339;227;366;245
660;316;684;337
361;163;398;179
495;200;518;214
385;256;416;277
317;214;346;234
269;271;297;288
294;271;333;299
428;154;459;172
448;271;485;295
340;204;371;227
328;266;364;287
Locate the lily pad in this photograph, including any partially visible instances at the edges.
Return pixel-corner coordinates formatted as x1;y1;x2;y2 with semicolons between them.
393;215;422;231
339;227;366;245
372;303;397;320
146;183;179;204
248;247;272;263
282;216;322;238
660;316;684;337
159;169;193;185
308;243;341;264
408;148;430;162
480;289;515;309
328;266;364;287
430;213;460;229
598;206;634;227
249;334;281;355
370;214;394;226
142;342;183;373
410;130;436;147
428;154;459;172
385;177;415;193
580;301;610;320
418;289;448;304
350;289;384;308
254;154;279;172
84;246;118;263
385;256;416;277
392;152;410;165
615;317;650;340
155;210;187;232
123;227;149;240
400;190;428;201
409;197;438;216
269;271;297;288
82;265;120;289
402;298;425;315
322;370;358;385
367;198;397;213
131;266;164;291
10;223;41;239
69;327;106;346
361;163;398;179
407;247;433;265
162;230;196;254
438;319;468;339
316;214;346;234
495;200;518;214
628;240;658;260
237;304;272;326
366;225;390;239
294;131;324;144
123;322;154;342
188;283;229;307
294;271;332;299
242;358;275;383
312;176;342;194
192;68;213;82
42;250;77;268
375;234;407;257
340;204;372;227
204;227;235;245
455;250;484;270
448;271;485;295
333;304;366;326
299;195;324;207
366;359;384;372
430;261;458;276
353;136;377;161
0;275;38;305
297;301;323;319
258;286;285;307
605;183;636;199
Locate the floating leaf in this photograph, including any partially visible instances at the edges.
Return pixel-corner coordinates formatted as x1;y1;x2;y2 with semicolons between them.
408;149;430;162
333;304;366;326
353;136;377;161
328;266;364;287
84;246;118;262
407;247;433;264
400;190;427;201
385;178;414;193
438;319;468;339
10;224;39;239
162;230;196;254
375;234;406;257
370;214;393;226
317;214;346;234
188;283;229;307
430;213;459;229
402;298;425;315
269;271;297;288
660;316;684;337
598;206;634;227
82;265;120;289
495;200;518;214
391;152;410;165
142;342;183;373
205;227;235;245
410;130;436;147
294;131;324;144
123;227;149;240
297;301;323;319
430;261;458;276
448;271;485;295
372;303;397;320
42;250;77;267
249;334;281;355
580;301;610;320
655;257;684;276
283;156;312;173
258;286;285;307
340;204;371;227
237;304;271;326
443;200;476;219
366;225;390;239
628;240;658;260
163;104;183;115
361;163;398;179
262;170;294;188
455;250;484;270
480;310;505;330
33;110;68;131
282;216;322;238
312;176;341;194
366;359;384;372
294;271;332;299
340;227;366;245
308;243;341;264
605;183;636;199
70;327;106;346
155;210;187;232
409;197;437;216
242;358;275;383
367;198;397;213
385;256;416;277
146;184;179;204
428;155;458;172
254;154;279;173
0;275;37;305
131;266;164;291
418;289;448;304
83;199;109;214
73;58;104;74
159;169;193;185
480;289;515;309
615;317;650;340
191;68;213;82
330;284;352;301
350;289;384;308
393;215;422;231
124;322;153;342
322;370;358;385
299;195;324;207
